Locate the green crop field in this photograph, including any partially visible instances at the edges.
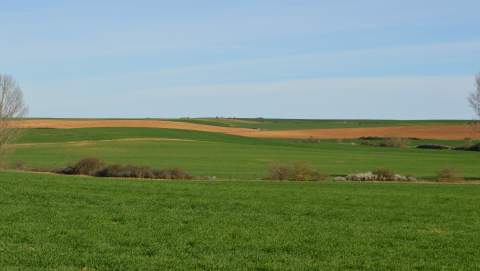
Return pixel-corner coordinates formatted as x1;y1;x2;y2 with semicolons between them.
8;127;480;180
1;171;480;270
2;126;480;270
173;118;470;130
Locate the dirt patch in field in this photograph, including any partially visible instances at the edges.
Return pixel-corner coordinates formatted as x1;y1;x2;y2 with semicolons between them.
9;119;479;140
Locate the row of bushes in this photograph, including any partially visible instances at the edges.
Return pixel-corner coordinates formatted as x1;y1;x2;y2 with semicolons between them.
14;158;466;183
344;167;462;182
376;167;464;182
359;137;480;153
264;162;464;183
416;144;452;150
55;158;193;180
453;143;480;152
264;163;418;182
417;142;480;152
264;162;327;181
359;137;409;148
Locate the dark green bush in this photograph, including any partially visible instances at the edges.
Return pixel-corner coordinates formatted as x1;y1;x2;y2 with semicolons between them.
416;144;451;150
455;143;480;152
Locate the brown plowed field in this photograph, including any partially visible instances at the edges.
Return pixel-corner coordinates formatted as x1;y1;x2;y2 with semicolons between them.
10;119;479;140
236;125;478;140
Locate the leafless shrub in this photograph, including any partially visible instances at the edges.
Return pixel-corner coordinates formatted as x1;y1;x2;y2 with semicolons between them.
360;137;409;148
154;168;193;180
290;161;327;181
372;168;395;181
266;163;291;180
436;168;463;182
265;161;327;181
129;165;156;179
48;158;195;180
96;164;153;178
71;158;105;175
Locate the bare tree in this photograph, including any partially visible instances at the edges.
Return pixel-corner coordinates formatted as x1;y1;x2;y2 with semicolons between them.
469;74;480;120
0;74;28;161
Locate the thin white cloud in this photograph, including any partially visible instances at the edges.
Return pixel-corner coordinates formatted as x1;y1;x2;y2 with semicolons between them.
2;0;479;64
18;39;480;89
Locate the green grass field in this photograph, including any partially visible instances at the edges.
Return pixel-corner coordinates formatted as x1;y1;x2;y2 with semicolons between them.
174;118;471;130
3;126;480;270
9;127;480;180
1;171;480;270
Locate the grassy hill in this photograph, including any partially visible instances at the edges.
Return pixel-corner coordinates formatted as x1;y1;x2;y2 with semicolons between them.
9;127;480;180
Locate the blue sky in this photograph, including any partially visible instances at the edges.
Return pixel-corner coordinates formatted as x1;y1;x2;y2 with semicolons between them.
2;0;480;119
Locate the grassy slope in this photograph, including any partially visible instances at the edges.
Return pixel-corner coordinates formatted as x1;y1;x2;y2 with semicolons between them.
15;127;253;144
173;118;471;130
9;128;480;179
1;171;479;270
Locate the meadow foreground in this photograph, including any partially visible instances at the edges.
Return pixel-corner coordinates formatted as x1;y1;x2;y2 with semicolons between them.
1;171;480;270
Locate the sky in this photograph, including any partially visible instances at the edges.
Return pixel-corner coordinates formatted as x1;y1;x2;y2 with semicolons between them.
1;0;480;119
